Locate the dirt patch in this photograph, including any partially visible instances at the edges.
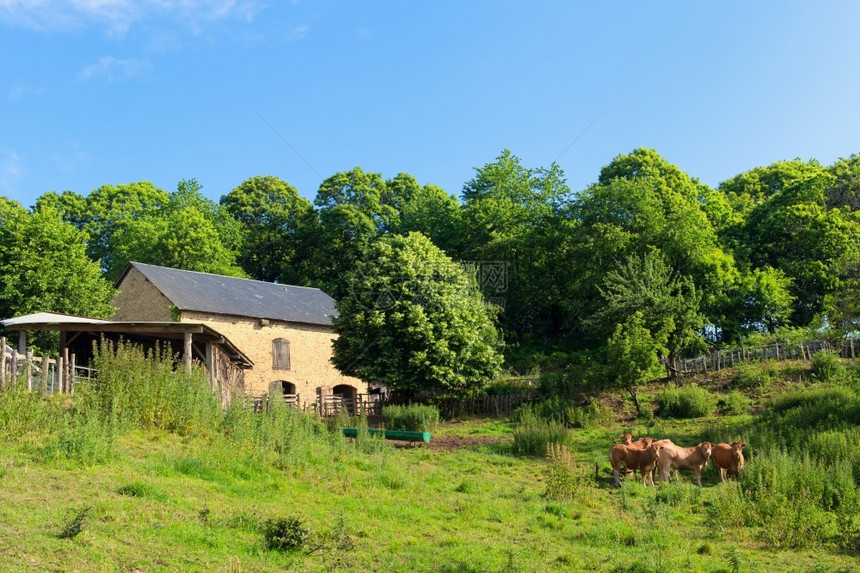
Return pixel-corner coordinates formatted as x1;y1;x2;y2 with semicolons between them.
426;435;510;451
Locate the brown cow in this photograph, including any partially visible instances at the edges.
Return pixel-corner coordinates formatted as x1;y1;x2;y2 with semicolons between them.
712;441;746;483
610;444;663;486
620;433;656;449
656;441;715;487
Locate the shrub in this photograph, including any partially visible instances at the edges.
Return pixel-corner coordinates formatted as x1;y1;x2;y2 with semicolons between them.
565;400;613;429
654;384;715;418
766;386;860;430
811;350;848;382
731;363;771;392
512;410;569;456
719;390;753;416
262;516;309;552
381;404;440;432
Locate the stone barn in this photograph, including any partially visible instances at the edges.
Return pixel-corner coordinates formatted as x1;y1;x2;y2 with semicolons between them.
112;262;367;410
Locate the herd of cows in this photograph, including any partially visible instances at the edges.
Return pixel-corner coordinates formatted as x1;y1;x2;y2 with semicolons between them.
609;433;747;487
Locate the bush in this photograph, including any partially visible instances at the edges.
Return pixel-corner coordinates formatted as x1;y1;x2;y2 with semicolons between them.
262;516;309;552
766;386;860;430
565;400;614;429
731;363;772;392
654;384;715;418
381;404;440;432
811;350;848;382
512;410;569;456
719;390;753;416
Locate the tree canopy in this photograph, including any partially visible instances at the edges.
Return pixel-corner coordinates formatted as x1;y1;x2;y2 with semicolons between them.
0;206;115;324
331;233;503;395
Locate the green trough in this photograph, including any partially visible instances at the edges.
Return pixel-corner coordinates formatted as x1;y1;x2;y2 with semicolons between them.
341;428;431;444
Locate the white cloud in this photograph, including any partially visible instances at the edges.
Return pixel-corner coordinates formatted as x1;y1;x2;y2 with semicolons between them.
0;0;265;34
8;81;45;102
77;56;153;81
286;23;308;42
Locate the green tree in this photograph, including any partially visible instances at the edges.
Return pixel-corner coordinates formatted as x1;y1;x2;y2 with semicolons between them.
331;233;503;396
722;267;795;340
825;155;860;212
605;312;666;415
0;207;115;347
81;181;170;278
34;190;89;230
567;150;737;341
110;181;245;278
736;171;860;325
386;173;462;254
458;150;573;342
311;168;396;298
221;175;318;284
587;250;706;363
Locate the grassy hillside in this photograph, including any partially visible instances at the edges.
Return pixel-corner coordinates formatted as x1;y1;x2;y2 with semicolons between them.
0;346;858;572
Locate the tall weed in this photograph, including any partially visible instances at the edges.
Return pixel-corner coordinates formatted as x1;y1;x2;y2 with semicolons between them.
654;384;715;418
811;350;848;383
512;410;569;456
221;394;332;468
731;363;772;392
381;404;440;432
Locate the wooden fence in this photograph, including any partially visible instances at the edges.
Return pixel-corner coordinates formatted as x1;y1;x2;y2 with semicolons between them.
432;392;535;418
252;392;384;417
0;338;92;394
667;338;857;376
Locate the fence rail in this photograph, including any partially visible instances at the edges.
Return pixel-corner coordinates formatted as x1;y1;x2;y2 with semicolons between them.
0;337;91;394
431;392;536;418
667;338;857;376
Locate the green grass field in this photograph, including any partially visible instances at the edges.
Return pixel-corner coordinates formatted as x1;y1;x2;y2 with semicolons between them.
0;418;856;571
0;351;858;572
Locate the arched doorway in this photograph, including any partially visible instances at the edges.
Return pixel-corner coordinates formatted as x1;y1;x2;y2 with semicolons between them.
269;380;299;407
332;384;358;415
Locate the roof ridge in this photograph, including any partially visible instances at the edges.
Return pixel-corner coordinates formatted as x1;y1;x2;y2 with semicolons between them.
130;262;323;292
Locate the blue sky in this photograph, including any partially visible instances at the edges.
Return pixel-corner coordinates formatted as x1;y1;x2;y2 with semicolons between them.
2;1;859;208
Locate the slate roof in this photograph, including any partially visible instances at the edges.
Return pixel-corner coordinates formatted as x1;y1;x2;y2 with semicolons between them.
117;262;338;327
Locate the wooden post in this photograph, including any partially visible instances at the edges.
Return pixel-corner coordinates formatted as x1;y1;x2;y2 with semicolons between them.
775;343;780;361
184;332;193;371
204;341;214;391
62;348;70;394
26;350;33;392
851;338;855;359
70;354;76;395
18;330;26;354
0;337;6;389
57;356;64;394
41;355;49;395
11;349;18;379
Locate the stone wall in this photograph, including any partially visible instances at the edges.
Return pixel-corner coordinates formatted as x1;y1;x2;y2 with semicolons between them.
181;310;366;405
111;268;173;321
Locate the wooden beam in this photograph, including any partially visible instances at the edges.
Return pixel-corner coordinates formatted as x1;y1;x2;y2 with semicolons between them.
184;332;192;371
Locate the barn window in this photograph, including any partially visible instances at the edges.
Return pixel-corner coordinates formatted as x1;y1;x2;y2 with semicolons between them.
272;338;290;370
